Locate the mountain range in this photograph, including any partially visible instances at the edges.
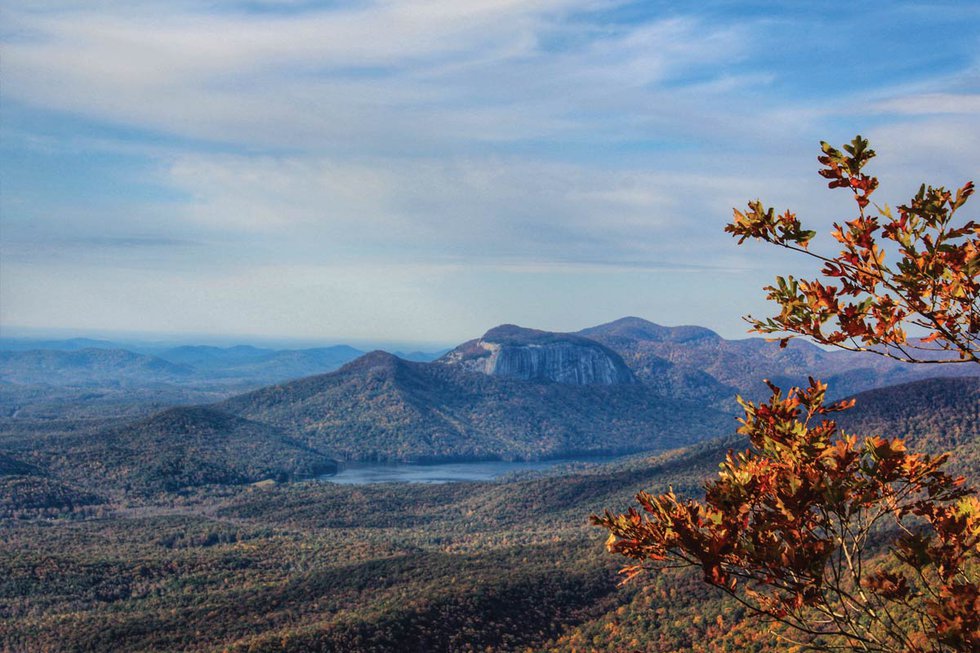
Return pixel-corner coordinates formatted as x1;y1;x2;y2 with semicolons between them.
0;349;194;386
0;341;446;388
2;317;965;401
578;316;970;404
2;317;978;652
3;317;977;499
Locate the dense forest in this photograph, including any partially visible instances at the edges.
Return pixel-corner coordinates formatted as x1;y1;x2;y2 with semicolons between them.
1;375;977;651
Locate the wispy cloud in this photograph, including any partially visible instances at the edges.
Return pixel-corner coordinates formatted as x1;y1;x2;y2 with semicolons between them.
163;151;774;270
2;2;753;150
2;1;978;341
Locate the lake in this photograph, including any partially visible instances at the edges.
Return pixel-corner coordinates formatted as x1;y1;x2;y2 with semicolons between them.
319;455;627;484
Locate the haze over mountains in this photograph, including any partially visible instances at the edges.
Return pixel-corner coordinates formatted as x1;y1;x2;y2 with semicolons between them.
2;316;966;399
0;342;440;388
2;316;977;503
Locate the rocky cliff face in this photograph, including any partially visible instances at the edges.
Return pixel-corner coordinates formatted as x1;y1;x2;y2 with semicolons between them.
440;325;636;385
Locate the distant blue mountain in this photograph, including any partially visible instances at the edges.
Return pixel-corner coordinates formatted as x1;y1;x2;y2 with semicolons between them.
0;337;123;352
0;338;453;388
394;349;451;362
0;349;194;386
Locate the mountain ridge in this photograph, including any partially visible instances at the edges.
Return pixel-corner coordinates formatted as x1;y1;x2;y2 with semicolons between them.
579;316;972;402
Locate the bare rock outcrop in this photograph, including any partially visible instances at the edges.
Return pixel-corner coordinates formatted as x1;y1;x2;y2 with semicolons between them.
439;325;636;385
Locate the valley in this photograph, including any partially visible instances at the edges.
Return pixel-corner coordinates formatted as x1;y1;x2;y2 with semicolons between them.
1;318;978;652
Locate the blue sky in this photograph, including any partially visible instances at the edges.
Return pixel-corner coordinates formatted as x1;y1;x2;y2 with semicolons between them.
2;0;978;345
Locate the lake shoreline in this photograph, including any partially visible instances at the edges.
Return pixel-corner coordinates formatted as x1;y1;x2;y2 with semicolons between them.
317;452;642;485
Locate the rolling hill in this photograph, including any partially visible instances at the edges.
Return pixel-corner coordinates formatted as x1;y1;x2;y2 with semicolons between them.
52;406;337;495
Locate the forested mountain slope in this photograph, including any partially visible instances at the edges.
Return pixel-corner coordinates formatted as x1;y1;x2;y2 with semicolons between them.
219;350;732;462
59;406;337;495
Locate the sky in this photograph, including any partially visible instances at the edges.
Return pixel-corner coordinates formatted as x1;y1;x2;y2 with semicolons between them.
2;0;979;346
